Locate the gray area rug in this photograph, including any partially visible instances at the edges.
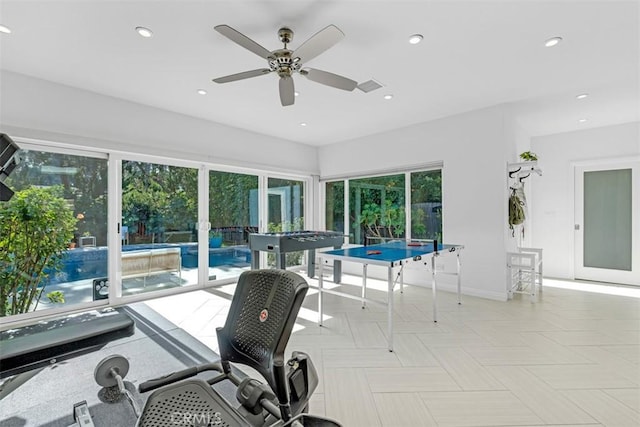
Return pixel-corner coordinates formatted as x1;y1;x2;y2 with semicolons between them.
0;303;239;427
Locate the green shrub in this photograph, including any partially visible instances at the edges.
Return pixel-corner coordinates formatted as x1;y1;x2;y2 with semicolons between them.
360;199;405;239
0;186;76;316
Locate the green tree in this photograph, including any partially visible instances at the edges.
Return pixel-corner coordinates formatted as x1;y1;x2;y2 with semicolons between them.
122;161;198;243
209;172;257;228
411;171;442;203
360;199;405;239
325;181;344;232
350;175;405;243
6;149;109;245
410;170;442;241
0;186;77;316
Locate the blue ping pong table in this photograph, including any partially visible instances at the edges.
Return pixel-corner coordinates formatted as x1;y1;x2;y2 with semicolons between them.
317;240;464;351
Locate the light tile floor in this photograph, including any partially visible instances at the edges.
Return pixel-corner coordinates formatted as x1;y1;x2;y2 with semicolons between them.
144;275;640;427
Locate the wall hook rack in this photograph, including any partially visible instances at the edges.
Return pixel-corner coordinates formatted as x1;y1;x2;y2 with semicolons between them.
508;161;542;179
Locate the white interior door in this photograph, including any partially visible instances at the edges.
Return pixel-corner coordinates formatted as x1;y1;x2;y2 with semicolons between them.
574;160;639;285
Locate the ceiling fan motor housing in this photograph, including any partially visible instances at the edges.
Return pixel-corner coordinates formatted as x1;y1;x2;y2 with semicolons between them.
269;49;301;77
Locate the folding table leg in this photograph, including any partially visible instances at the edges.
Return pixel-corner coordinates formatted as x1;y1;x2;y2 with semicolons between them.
432;256;438;323
362;264;367;308
457;253;462;305
318;260;324;326
387;266;394;352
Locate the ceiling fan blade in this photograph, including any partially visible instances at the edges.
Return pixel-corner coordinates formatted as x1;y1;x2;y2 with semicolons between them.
214;25;272;59
292;25;344;63
302;68;358;91
279;76;295;106
213;68;271;84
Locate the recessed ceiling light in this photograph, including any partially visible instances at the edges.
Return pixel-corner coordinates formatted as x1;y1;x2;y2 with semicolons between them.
0;24;11;34
294;91;300;97
383;94;393;100
135;26;153;38
578;118;588;123
408;34;423;44
299;122;307;127
544;36;563;47
576;93;589;100
197;89;207;95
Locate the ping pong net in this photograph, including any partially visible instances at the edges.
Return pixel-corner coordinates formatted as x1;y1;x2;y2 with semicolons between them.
365;236;439;252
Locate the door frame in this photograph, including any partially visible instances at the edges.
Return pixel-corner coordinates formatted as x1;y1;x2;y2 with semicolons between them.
573;156;640;285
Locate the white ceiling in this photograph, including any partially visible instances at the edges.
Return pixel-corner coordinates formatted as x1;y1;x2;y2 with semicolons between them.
0;0;638;146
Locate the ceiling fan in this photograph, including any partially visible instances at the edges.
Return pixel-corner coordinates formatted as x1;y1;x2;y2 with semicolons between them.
212;24;358;106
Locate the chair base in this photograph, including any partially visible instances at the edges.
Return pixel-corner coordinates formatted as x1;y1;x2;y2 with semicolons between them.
283;414;342;427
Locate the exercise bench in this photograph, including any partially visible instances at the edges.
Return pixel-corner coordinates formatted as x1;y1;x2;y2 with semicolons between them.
0;308;134;384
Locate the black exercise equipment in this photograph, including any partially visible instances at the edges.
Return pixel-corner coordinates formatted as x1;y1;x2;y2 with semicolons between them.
0;308;135;380
0;308;135;426
128;269;340;427
94;354;142;418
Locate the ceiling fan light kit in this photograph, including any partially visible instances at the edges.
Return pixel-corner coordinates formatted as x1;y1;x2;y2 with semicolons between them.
212;24;358;106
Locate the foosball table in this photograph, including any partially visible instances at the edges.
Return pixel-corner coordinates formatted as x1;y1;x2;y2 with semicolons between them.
249;231;345;282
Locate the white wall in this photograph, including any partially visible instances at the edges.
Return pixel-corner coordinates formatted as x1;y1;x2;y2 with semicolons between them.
319;106;516;300
0;71;318;174
530;122;640;279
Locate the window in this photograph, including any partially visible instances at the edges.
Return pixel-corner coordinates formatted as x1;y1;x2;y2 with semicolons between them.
411;170;442;241
1;148;108;316
349;174;405;244
325;168;442;245
325;181;344;233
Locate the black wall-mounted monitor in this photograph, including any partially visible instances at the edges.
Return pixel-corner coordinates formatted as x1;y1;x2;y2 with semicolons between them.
0;133;20;201
0;182;13;201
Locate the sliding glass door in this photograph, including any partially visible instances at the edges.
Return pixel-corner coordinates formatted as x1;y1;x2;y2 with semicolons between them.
1;139;313;324
208;170;258;281
1;146;108;317
267;177;305;268
120;160;199;295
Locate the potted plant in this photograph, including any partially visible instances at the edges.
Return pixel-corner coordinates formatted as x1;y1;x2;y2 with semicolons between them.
209;231;223;248
79;230;96;247
519;151;538;162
